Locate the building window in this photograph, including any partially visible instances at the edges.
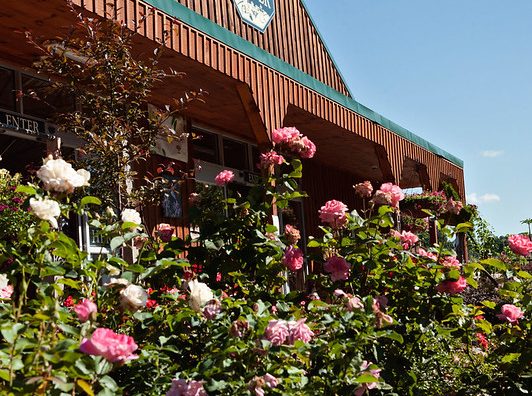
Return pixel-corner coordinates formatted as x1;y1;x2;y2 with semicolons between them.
0;67;15;111
191;129;219;164
21;74;75;119
222;137;248;170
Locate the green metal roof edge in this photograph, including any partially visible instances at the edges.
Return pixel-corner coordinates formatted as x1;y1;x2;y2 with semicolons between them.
298;0;354;99
146;0;464;168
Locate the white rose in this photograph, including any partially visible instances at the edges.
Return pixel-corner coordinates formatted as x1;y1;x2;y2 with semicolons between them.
188;279;214;312
29;197;61;228
120;284;148;312
102;277;130;288
121;208;142;229
36;156;90;193
0;274;8;290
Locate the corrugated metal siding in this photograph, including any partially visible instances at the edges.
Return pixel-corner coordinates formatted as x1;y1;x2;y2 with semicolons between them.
86;0;351;96
74;0;465;199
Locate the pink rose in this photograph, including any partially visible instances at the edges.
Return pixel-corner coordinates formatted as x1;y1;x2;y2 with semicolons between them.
80;328;138;363
288;319;313;344
417;247;437;260
272;127;300;145
284;224;301;245
334;289;347;298
0;285;13;300
282;246;304;271
156;223;174;242
73;299;97;323
214;170;234;186
441;256;461;269
166;378;208;396
319;200;348;228
508;234;532;256
263;373;278;389
259;150;284;168
497;304;524;324
264;320;290;346
436;276;467;294
355;361;381;396
446;198;463;215
346;296;364;311
353;181;373;198
324;256;350;282
374;183;404;208
299;136;316;159
400;231;419;249
271;127;316;159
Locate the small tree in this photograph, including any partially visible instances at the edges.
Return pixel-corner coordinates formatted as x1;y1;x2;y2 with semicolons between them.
25;3;204;209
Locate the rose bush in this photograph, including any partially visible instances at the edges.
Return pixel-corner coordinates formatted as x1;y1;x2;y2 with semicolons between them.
0;144;530;395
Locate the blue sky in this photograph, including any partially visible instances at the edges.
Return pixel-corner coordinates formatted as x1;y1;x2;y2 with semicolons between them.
304;0;532;236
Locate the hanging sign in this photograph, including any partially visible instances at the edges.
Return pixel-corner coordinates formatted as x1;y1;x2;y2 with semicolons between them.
0;110;49;138
233;0;275;33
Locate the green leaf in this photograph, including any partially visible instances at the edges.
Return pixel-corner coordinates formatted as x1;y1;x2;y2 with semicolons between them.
80;196;101;209
382;330;404;344
15;185;36;195
110;236;125;250
480;258;507;271
77;379;94;396
481;300;496;309
307;240;321;248
517;271;532;279
501;353;521;363
455;222;473;233
356;373;380;383
1;322;24;344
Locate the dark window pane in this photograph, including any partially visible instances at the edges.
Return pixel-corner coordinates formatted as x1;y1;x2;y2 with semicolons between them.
22;75;75;119
0;68;15;111
223;138;247;170
191;129;219;163
251;146;260;170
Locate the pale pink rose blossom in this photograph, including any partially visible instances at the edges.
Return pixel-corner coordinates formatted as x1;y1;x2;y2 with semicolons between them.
417;248;437;260
264;320;290;346
508;234;532;256
263;373;278;389
374;183;404;208
80;328;138;363
282;246;304;271
334;289;347;298
156;223;174;242
259;150;285;168
288;319;314;344
166;378;208;396
346;296;364;311
446;198;463;215
284;224;301;245
214;170;234;186
497;304;524;324
272;127;300;145
372;299;393;328
323;256;350;282
354;181;373;198
436;276;468;294
73;299;97;323
319;200;348;228
355;361;381;396
400;231;419;249
441;256;461;269
0;274;13;300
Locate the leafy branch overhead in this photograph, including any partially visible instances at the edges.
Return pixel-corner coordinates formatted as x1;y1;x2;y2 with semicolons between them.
25;4;206;208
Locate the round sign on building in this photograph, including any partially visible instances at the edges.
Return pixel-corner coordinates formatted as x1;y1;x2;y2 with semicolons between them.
233;0;275;33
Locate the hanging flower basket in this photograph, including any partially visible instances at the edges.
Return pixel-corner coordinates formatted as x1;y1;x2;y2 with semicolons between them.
443;204;476;227
400;192;447;218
